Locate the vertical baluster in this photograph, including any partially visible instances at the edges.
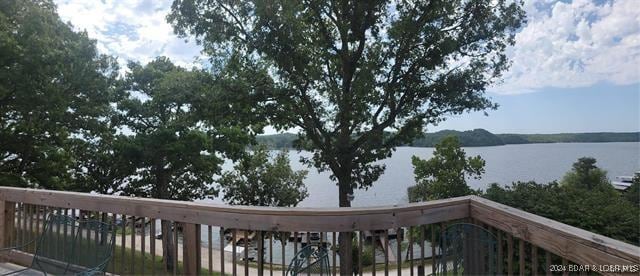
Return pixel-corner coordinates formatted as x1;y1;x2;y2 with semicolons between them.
55;208;61;258
384;230;389;276
358;231;363;276
63;209;69;259
121;214;126;275
497;230;503;275
70;209;76;254
440;221;447;274
22;204;28;253
461;222;469;275
81;210;86;265
110;213;116;274
141;217;146;275
208;225;213;275
94;212;100;266
487;226;495;274
269;232;273;276
562;258;568;276
257;231;264;276
232;229;237;276
507;235;514;276
12;203;18;248
306;232;310;276
332;232;337;276
431;225;436;276
173;222;178;276
131;216;136;274
519;239;525;276
396;228;402;276
420;225;424;276
87;211;92;264
244;230;249;276
220;227;225;276
281;232;286;276
31;204;36;252
531;245;538;276
294;232;298;255
22;203;30;244
28;205;33;253
35;205;41;248
372;231;376;276
16;203;21;247
545;251;552;276
151;218;156;276
409;226;413;276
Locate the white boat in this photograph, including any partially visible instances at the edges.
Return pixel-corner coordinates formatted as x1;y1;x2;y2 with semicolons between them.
611;171;639;191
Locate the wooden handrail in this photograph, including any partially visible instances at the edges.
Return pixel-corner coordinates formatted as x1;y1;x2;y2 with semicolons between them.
0;187;469;231
469;196;640;270
0;186;638;275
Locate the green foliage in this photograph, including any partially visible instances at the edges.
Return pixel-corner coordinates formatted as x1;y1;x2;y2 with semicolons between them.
409;136;485;201
0;0;119;189
484;162;640;246
219;145;308;207
560;157;610;190
69;135;135;194
625;175;640;206
168;0;526;211
411;129;505;147
255;133;298;149
115;57;250;201
497;132;640;144
256;130;640;149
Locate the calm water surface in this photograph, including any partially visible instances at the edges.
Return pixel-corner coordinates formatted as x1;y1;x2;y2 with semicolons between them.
195;142;639;261
205;142;640;207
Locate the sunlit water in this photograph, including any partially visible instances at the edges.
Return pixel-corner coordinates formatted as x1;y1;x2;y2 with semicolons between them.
188;142;639;263
203;142;640;207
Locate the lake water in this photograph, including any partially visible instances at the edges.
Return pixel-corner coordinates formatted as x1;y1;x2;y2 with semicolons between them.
196;142;639;263
206;142;640;208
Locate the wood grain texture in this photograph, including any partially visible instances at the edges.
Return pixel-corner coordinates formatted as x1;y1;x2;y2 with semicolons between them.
0;201;14;250
470;196;640;273
1;187;638;275
0;187;469;232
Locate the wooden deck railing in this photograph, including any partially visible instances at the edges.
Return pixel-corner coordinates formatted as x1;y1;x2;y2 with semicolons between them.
0;187;637;275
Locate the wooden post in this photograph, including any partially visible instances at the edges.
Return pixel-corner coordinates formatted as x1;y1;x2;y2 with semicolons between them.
0;201;15;247
183;223;201;275
257;231;264;276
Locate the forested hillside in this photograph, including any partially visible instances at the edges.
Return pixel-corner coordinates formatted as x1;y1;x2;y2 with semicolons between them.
258;129;640;148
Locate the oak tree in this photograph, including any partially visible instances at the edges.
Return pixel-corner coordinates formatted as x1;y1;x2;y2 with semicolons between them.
168;0;525;271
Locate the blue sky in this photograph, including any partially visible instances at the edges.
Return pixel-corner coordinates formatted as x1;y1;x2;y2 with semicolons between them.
53;0;639;134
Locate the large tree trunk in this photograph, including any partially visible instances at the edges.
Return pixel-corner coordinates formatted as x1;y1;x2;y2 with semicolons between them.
338;177;353;275
155;167;175;272
161;219;175;272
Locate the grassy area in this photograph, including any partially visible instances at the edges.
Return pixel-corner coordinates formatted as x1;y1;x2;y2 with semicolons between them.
15;228;225;275
107;243;226;275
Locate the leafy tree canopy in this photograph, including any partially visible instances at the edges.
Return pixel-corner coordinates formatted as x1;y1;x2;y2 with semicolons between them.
168;0;526;208
219;145;308;207
561;157;610;190
117;57;249;201
624;174;639;206
0;0;119;189
484;181;640;246
168;2;525;270
409;136;484;201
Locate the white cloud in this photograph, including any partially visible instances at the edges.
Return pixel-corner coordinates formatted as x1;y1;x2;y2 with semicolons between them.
54;0;203;69
494;0;640;94
54;0;639;94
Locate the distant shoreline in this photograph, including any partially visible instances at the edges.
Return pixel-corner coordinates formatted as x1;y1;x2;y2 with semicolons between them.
256;129;640;148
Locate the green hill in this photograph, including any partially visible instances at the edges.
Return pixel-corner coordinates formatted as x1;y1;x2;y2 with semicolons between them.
257;130;640;148
411;129;505;147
